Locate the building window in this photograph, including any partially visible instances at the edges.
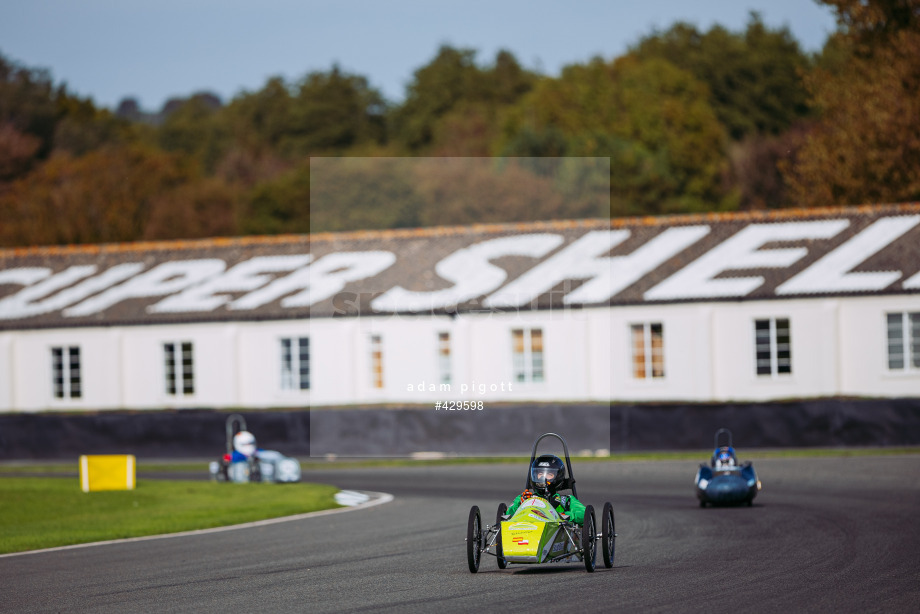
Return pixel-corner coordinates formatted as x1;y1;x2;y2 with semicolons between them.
887;312;920;371
281;337;310;390
370;334;384;389
51;346;81;399
512;328;544;383
631;323;664;379
755;318;791;377
164;341;194;396
438;332;452;385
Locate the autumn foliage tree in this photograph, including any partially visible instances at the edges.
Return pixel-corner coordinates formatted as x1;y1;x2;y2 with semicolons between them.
783;0;920;207
6;6;920;246
307;157;605;231
143;177;240;240
499;55;733;215
0;145;191;245
629;15;813;140
629;15;816;210
391;46;537;155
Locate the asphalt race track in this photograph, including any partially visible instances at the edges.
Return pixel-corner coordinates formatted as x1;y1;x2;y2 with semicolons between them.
1;455;918;613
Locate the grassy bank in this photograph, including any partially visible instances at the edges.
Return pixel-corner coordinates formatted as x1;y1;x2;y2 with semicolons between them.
1;446;917;476
0;478;340;555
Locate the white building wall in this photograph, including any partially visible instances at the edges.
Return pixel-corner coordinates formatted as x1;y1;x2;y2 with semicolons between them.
289;308;613;406
456;309;598;403
585;308;613;401
237;320;311;408
2;296;919;413
301;310;602;406
609;303;715;402
9;327;123;412
0;333;12;411
120;322;238;410
710;299;841;401
839;296;920;397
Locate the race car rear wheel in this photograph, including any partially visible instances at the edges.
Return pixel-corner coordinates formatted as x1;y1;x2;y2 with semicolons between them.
582;505;596;573
496;503;507;569
467;506;482;573
602;501;615;569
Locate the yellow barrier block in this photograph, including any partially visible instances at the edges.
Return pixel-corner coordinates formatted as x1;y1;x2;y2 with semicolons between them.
79;455;136;492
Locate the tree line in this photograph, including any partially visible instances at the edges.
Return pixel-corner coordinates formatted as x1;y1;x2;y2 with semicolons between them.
1;0;918;247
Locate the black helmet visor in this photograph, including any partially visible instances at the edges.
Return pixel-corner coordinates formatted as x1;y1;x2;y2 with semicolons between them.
531;466;559;487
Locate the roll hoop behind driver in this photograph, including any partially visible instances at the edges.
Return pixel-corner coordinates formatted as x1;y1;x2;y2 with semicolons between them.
505;454;586;525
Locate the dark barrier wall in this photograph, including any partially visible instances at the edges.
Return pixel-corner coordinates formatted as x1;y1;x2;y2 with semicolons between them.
0;399;918;460
609;399;920;451
308;404;613;457
0;410;312;460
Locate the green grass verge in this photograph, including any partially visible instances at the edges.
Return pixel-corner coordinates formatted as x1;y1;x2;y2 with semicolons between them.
0;478;341;555
0;446;917;476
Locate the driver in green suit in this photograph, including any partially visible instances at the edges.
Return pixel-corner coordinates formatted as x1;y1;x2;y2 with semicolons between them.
505;454;586;525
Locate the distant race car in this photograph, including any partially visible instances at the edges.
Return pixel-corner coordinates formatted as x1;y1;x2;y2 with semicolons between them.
695;428;761;507
465;432;616;573
208;414;301;484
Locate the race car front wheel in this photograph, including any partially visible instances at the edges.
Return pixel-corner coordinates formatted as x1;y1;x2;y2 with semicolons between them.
602;501;615;569
496;503;507;569
467;506;482;573
582;505;596;573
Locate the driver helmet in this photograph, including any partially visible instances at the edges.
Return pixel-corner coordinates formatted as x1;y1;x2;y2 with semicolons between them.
713;446;736;468
233;430;258;457
530;455;566;496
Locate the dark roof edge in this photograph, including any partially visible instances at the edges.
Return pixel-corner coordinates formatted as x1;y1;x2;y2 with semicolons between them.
2;202;919;259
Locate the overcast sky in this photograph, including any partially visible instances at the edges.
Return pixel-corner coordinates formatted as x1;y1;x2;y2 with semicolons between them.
0;0;839;112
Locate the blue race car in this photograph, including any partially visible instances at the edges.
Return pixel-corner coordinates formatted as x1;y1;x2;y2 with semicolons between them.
695;429;761;507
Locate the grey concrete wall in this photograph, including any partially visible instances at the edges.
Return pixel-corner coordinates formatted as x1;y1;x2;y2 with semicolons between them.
0;399;918;460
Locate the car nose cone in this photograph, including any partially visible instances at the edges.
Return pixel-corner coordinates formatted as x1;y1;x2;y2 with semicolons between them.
706;474;751;503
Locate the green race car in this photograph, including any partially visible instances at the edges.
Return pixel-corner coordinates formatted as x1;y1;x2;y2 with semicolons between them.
465;432;616;573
